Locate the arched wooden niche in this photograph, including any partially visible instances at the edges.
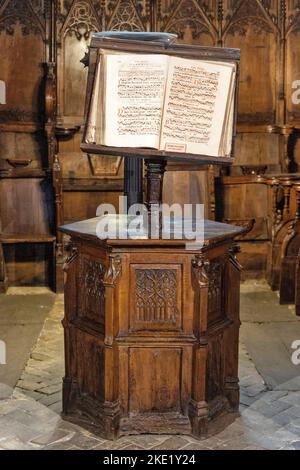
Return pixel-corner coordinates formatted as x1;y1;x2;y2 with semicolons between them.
57;1;101;126
160;0;217;46
223;0;278;125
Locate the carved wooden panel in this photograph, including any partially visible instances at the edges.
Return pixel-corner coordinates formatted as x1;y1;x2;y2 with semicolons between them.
160;0;217;45
286;2;300;124
78;254;106;328
207;257;226;325
0;0;47;128
0;178;54;235
206;334;224;402
75;328;105;399
128;347;182;413
223;0;278;124
130;264;182;331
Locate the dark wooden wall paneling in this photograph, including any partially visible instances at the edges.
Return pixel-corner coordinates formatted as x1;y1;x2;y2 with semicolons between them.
2;0;300;287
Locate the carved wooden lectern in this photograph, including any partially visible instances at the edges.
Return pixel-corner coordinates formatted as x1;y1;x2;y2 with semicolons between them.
60;33;243;440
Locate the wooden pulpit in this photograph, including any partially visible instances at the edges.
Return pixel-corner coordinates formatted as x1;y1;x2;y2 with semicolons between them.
60;33;243;440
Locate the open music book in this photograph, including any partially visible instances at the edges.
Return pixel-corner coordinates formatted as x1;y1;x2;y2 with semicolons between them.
86;51;236;158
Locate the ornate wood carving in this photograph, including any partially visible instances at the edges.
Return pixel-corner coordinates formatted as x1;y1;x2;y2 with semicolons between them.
161;0;216;40
63;242;79;272
207;258;224;318
192;255;210;289
286;0;300;33
78;255;106;325
237;111;276;124
0;109;39;123
134;268;179;323
224;0;278;36
206;336;224;401
0;0;45;36
61;0;101;39
106;0;146;31
104;255;122;286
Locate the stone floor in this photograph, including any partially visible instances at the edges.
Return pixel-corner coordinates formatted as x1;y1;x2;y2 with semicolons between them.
0;281;300;450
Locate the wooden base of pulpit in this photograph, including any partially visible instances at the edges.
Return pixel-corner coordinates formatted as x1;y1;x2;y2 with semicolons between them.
60;217;245;440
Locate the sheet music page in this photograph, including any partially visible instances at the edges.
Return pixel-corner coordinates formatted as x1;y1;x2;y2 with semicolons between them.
160;57;235;156
104;54;169;148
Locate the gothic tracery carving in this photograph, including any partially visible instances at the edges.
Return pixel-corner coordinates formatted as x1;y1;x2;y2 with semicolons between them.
0;0;44;36
162;0;215;40
63;0;101;39
135;269;180;323
107;0;146;31
225;0;277;36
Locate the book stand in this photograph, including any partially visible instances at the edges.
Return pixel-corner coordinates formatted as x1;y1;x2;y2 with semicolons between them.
60;34;246;440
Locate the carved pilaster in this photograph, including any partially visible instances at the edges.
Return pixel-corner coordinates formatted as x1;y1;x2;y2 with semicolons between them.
229;244;242;271
192;254;210;289
63;242;79;274
104;255;122;287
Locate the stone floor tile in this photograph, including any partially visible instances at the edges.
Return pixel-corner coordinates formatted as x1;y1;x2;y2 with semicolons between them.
249;400;292;419
244;445;267;450
285;405;300;418
261;391;289;403
43;441;77;451
279;393;300;406
181;443;212;450
243;384;267;397
0;384;13;401
48;402;62;414
240;392;264;407
128;435;165;449
30;429;75;446
16;380;49;392
2;283;300;451
273;410;295;427
36;384;62;396
122;445;147;450
94;439;133;450
0;437;39;450
67;433;105;450
291;441;300;450
151;436;195;450
37;391;62;407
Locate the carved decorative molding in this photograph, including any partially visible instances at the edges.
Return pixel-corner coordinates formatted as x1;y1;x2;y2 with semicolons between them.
207;258;224;317
0;0;45;36
286;0;300;32
30;0;47;25
192;255;210;289
62;0;101;39
238;112;276;124
63;242;79;272
162;0;216;40
225;0;277;36
134;268;179;323
104;255;122;286
0;108;39;123
206;336;223;401
106;0;146;32
78;256;106;325
83;258;105;299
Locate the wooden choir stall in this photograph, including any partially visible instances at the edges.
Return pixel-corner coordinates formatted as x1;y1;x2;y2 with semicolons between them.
60;33;244;439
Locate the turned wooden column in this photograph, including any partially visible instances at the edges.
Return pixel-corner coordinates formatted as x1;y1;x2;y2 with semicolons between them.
124;158;143;209
145;159;167;237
